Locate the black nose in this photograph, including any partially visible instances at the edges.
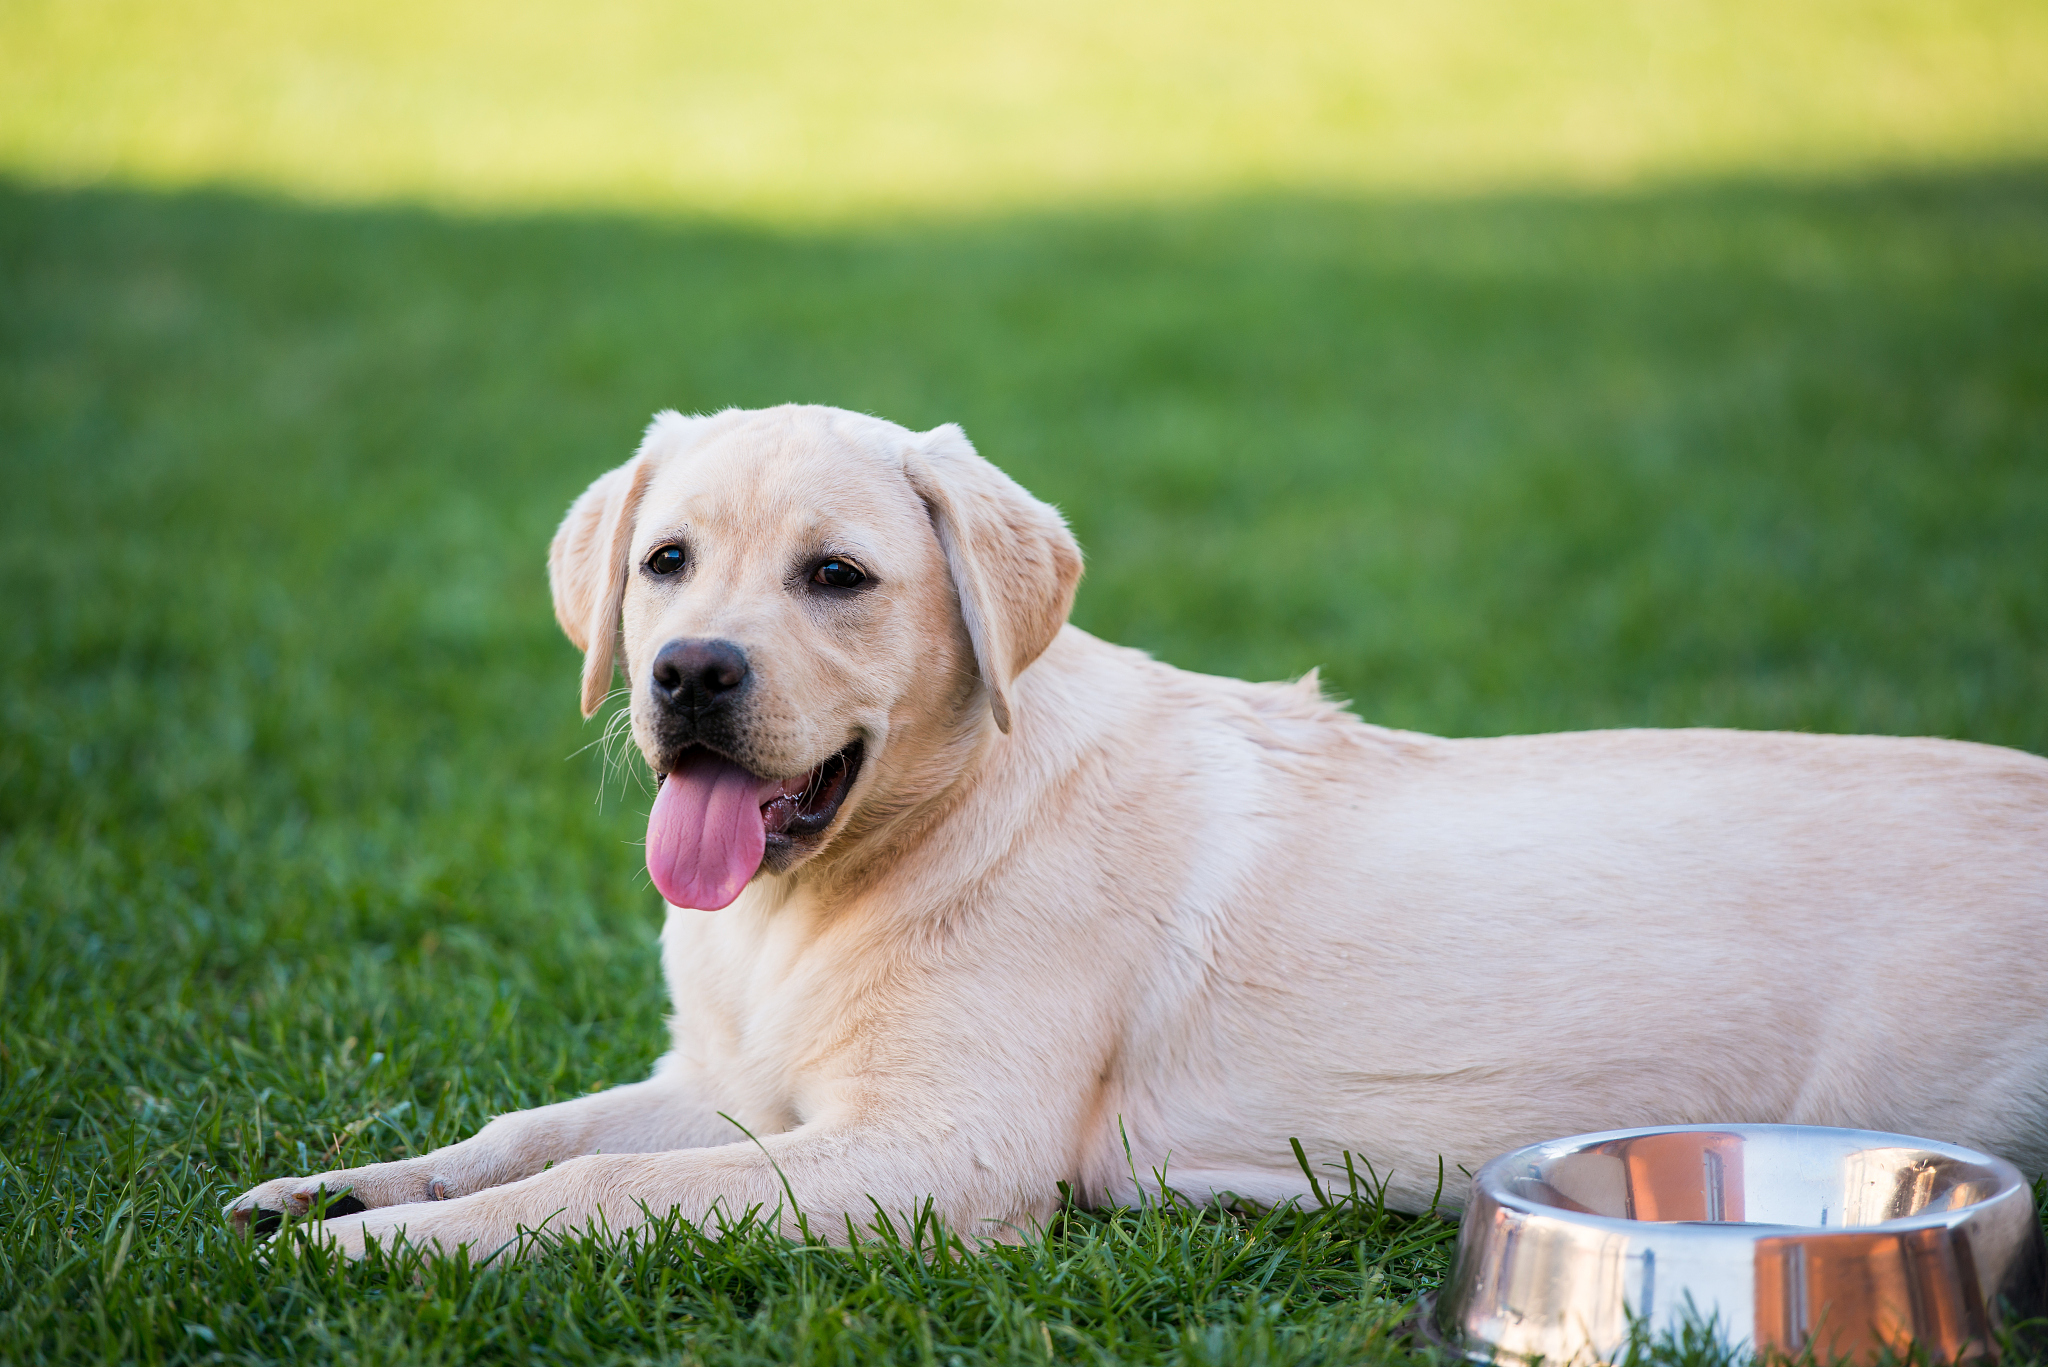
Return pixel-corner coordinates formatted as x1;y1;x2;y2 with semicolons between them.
649;638;750;712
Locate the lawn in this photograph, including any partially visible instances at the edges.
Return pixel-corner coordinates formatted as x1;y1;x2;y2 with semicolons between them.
4;165;2047;1364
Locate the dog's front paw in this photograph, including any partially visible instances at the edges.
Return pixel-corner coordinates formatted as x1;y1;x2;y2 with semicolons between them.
306;1208;390;1260
225;1176;366;1236
309;1201;528;1263
225;1162;453;1236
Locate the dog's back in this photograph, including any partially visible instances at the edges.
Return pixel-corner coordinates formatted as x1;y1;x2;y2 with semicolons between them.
1007;629;2048;1209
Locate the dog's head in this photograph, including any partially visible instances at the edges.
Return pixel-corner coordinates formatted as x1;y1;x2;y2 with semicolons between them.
548;405;1082;909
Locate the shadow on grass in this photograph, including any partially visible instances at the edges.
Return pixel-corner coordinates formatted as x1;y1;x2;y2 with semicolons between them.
6;167;2047;752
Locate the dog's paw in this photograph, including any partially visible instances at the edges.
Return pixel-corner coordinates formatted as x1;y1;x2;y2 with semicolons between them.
301;1208;385;1260
225;1163;455;1236
307;1201;525;1263
224;1176;362;1235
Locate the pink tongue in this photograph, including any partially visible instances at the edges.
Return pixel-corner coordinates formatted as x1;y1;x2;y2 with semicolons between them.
646;753;769;910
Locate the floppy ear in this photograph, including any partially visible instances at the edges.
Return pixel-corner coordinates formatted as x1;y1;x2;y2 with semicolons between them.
903;424;1083;734
548;411;704;718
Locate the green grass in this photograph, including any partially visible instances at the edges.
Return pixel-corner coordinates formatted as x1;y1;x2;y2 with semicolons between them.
5;168;2048;1362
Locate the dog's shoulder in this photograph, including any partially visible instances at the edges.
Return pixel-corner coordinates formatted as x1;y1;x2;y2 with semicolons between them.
1012;626;1443;775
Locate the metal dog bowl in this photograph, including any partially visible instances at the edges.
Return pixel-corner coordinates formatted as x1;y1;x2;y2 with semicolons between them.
1432;1125;2046;1364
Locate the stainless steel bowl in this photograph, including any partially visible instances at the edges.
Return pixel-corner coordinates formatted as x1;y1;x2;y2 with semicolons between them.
1433;1125;2046;1364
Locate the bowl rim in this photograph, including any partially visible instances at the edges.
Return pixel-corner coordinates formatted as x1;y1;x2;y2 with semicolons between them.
1471;1122;2032;1238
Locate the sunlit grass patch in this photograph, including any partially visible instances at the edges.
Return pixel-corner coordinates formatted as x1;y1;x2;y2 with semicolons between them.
3;0;2047;216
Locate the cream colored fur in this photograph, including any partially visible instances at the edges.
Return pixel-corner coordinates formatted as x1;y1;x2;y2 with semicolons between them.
228;403;2048;1261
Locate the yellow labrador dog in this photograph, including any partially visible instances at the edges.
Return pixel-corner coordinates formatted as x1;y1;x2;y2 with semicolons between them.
229;404;2048;1258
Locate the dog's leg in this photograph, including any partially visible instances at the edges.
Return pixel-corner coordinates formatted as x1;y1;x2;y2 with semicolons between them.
224;1069;740;1233
306;1119;1050;1260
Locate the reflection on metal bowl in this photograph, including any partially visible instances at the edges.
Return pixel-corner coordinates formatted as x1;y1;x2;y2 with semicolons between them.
1432;1125;2046;1364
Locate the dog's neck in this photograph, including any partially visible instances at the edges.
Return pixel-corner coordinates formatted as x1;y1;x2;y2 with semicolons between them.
775;695;1009;913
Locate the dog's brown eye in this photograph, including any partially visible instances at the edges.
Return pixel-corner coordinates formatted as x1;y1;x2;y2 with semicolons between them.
646;545;685;576
812;559;866;589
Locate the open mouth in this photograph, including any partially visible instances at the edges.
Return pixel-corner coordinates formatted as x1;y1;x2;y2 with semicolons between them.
758;740;864;839
646;740;865;911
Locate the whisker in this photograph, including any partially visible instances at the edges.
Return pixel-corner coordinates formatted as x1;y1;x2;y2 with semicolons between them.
568;693;644;810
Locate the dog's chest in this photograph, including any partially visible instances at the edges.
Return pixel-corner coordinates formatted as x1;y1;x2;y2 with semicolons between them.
655;894;862;1125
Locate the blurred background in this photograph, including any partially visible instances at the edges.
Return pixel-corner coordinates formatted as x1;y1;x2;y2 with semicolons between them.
7;0;2047;214
2;5;2046;1329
